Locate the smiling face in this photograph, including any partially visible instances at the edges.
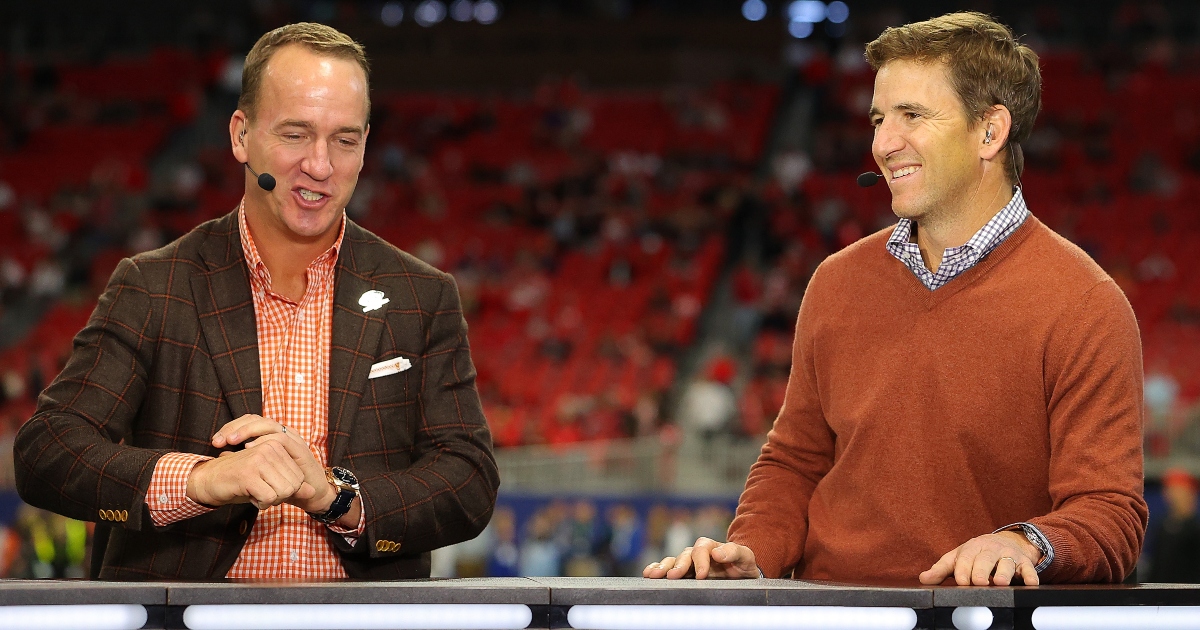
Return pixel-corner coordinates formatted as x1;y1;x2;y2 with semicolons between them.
234;44;369;247
869;59;986;224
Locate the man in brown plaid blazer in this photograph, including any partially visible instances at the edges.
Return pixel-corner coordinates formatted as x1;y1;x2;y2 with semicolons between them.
13;23;498;579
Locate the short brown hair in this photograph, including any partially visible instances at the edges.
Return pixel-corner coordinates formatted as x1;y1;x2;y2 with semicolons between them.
865;12;1040;183
239;22;371;122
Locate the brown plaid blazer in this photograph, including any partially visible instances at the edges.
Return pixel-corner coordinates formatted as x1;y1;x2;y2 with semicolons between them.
13;209;499;580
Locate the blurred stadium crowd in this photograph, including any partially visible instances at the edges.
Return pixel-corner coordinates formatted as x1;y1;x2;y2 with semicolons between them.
2;0;1200;580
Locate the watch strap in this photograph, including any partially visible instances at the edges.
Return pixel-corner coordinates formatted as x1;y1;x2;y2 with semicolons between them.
992;521;1054;573
308;467;358;524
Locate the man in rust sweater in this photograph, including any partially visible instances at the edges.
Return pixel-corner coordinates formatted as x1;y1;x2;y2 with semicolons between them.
645;12;1146;586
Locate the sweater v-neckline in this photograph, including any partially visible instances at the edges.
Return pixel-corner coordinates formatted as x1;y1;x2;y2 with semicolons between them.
898;216;1040;310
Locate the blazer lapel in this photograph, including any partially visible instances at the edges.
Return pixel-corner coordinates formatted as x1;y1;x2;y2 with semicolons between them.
191;212;262;420
327;227;387;465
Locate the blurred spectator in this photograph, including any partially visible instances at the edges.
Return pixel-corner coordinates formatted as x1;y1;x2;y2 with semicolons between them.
730;262;763;345
693;504;734;544
429;538;457;578
663;506;695;558
607;504;646;577
1173;407;1200;457
563;500;610;577
1129;152;1180;198
4;506;87;579
1146;469;1200;583
518;509;562;577
1146;371;1181;418
452;520;495;578
771;150;811;193
487;508;521;578
677;356;739;451
638;504;672;571
0;522;18;577
1143;372;1177;459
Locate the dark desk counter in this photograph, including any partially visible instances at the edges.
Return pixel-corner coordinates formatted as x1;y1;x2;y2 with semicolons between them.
165;577;548;606
526;576;929;608
0;579;169;605
932;581;1200;608
1;577;1198;630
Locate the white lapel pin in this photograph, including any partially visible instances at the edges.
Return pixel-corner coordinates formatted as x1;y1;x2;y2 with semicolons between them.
359;290;390;313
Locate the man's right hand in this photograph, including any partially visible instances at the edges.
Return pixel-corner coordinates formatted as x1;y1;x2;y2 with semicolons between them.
642;537;760;579
185;440;317;509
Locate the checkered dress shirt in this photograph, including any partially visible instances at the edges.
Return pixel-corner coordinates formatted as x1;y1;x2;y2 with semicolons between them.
886;188;1030;290
145;202;363;579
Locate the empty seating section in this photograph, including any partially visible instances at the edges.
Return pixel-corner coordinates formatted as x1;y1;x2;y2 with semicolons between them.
1026;53;1200;405
351;82;778;447
0;48;214;434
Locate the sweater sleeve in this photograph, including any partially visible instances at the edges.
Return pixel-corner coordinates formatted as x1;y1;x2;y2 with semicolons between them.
727;265;836;578
1029;279;1148;583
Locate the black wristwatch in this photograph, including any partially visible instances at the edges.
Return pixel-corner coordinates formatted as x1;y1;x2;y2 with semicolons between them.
308;466;359;524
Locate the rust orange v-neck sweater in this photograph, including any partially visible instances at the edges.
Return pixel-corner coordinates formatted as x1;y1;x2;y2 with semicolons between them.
728;216;1147;584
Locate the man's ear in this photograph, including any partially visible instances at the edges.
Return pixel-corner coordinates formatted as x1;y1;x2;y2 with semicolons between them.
358;124;371;173
979;104;1012;162
229;110;250;164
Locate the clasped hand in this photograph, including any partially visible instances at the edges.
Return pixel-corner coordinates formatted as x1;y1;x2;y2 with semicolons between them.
185;414;334;512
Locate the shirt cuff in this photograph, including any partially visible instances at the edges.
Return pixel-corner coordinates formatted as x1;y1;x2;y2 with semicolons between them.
147;452;215;527
993;522;1054;573
327;499;366;546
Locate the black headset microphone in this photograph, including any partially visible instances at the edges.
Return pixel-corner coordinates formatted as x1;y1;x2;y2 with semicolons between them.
857;172;882;187
244;163;277;192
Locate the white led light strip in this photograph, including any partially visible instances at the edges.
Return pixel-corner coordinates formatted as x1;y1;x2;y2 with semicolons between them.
0;604;147;630
182;603;533;630
952;607;994;630
1032;606;1200;630
566;605;917;630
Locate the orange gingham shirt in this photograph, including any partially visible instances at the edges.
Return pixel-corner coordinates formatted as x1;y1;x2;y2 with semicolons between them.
146;201;364;579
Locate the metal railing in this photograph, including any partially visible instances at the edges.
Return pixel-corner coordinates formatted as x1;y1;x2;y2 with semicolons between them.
496;436;671;494
495;433;765;495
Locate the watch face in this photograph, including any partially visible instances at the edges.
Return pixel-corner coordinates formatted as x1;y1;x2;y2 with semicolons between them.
331;466;359;487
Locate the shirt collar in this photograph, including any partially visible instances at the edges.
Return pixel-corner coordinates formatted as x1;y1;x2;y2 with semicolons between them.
884;187;1030;290
955;187;1028;257
886;187;1028;257
237;200;346;285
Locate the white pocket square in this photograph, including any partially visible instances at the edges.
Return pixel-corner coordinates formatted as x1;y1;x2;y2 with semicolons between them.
369;357;412;379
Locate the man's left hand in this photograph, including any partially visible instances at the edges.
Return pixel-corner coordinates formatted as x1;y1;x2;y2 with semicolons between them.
920;531;1042;586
